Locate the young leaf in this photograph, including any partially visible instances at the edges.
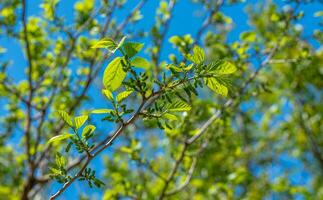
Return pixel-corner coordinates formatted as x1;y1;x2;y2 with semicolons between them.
91;109;114;114
168;100;191;112
123;42;144;58
116;90;133;103
103;57;126;91
131;57;150;69
74;115;88;129
163;113;178;121
48;133;74;144
49;167;61;175
102;89;114;101
207;60;237;75
188;45;205;64
117;36;127;50
55;153;66;167
82;125;96;138
57;110;73;127
91;38;117;52
168;64;183;72
93;178;105;188
204;77;228;96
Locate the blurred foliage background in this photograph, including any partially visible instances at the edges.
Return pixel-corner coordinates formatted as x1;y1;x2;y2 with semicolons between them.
0;0;322;199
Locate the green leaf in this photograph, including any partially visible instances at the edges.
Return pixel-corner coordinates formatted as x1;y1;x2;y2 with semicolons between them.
102;89;114;101
188;45;205;64
168;100;191;112
91;109;114;114
314;11;323;17
131;57;150;69
168;64;182;72
163;113;178;121
117;36;127;49
82;125;96;138
48;133;74;144
74;115;88;129
103;57;127;91
49;167;61;175
169;35;181;45
55;153;66;167
116;90;133;103
204;77;228;96
240;31;257;42
124;42;144;58
91;38;117;52
207;60;237;75
57;110;73;127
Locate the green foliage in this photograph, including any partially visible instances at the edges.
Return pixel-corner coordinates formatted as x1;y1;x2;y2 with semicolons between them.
74;115;88;129
131;57;150;69
116;90;133;103
49;153;71;183
167;100;192;112
123;42;144;58
0;0;322;199
48;133;74;144
57;110;74;127
103;57;127;91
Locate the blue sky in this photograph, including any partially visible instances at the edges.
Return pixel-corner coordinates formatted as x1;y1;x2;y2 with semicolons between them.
0;0;322;199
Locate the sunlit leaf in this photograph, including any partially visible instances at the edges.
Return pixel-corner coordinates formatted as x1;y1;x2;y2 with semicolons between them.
57;110;73;127
207;60;237;75
116;90;133;103
48;133;74;144
91;109;114;114
163;113;178;121
82;125;96;138
168;100;191;112
204;77;228;96
131;57;150;69
188;45;205;64
103;57;126;91
117;36;127;49
91;38;117;52
74;115;88;129
102;89;114;101
55;153;66;167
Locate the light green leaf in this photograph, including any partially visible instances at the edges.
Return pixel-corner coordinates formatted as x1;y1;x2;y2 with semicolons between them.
168;64;182;72
49;167;61;175
117;36;127;49
102;89;114;101
82;125;96;138
124;42;144;58
314;11;323;17
204;77;228;96
91;38;117;52
57;110;73;127
103;57;127;91
91;109;114;114
48;133;74;144
240;31;257;42
163;113;178;121
131;57;150;69
169;35;181;46
188;45;205;64
184;63;194;71
168;100;191;112
207;60;237;75
55;153;66;167
116;90;133;103
74;115;88;129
